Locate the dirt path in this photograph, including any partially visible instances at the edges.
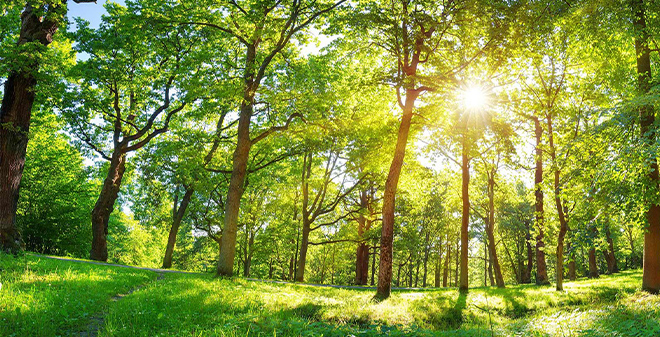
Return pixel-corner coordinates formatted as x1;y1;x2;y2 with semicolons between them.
32;253;430;291
77;272;166;337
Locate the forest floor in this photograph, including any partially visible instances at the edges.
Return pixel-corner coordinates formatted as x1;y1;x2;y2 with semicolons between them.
1;253;659;337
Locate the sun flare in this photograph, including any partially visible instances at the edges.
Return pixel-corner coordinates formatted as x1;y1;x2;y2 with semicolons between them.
459;86;489;112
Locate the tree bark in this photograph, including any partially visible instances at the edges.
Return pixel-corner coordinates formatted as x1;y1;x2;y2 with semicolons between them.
568;241;577;281
588;246;600;279
533;117;550;285
0;6;60;253
603;223;618;274
434;241;443;287
459;135;470;292
486;172;505;288
90;152;126;261
162;187;194;268
355;190;370;285
548;114;569;290
443;239;451;287
295;222;311;282
376;90;418;299
216;45;257;277
422;231;430;287
522;220;533;284
630;0;660;294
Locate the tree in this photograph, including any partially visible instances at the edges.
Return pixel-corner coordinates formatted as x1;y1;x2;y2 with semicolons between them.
0;0;93;253
65;6;197;261
168;0;346;277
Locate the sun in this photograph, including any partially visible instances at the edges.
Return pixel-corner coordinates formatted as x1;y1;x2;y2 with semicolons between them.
458;85;489;112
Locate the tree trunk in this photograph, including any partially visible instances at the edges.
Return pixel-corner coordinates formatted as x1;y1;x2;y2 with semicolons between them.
568;241;577;281
631;0;660;294
434;243;443;287
443;240;451;287
90;152;126;261
604;223;618;274
163;187;194;268
454;239;460;287
588;247;599;279
422;231;430;287
0;6;60;253
459;136;470;292
295;221;311;282
548;114;569;290
486;173;505;288
376;91;418;299
355;190;370;285
371;243;377;286
533;117;550;285
216;46;257;277
522;220;533;284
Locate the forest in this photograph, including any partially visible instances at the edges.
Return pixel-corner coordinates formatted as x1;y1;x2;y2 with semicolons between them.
1;0;660;336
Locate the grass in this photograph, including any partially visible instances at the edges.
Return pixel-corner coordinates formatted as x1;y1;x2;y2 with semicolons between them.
2;253;659;336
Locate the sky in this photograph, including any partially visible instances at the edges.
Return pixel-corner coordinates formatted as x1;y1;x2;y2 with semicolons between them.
68;0;126;29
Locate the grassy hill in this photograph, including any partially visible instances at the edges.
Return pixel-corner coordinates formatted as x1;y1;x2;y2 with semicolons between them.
1;253;659;336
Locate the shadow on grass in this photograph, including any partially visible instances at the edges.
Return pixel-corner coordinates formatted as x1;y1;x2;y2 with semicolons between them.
424;291;468;330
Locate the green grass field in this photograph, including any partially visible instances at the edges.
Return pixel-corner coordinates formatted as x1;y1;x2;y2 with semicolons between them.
1;253;659;336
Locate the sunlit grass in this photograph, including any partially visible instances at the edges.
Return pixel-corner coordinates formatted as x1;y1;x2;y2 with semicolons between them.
0;253;155;336
1;254;659;336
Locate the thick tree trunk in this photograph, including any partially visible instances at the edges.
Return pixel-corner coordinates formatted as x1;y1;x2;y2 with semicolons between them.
631;0;660;294
459;137;470;292
90;152;126;261
295;222;311;282
163;187;194;268
486;173;505;288
376;91;418;299
217;45;257;277
533;117;550;285
0;6;59;253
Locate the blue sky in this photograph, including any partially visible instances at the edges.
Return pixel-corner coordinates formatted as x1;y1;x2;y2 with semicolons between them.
67;0;126;29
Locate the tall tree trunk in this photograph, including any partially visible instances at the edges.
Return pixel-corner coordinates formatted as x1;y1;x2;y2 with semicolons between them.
376;90;418;299
568;240;577;281
216;46;257;277
355;190;370;285
434;242;443;287
163;187;194;268
0;6;60;253
588;247;599;279
422;231;430;287
522;220;533;284
631;0;660;294
454;239;460;287
295;221;311;282
604;223;618;274
371;243;377;286
90;152;126;261
459;136;470;292
533;117;550;285
486;173;505;288
443;240;451;287
548;114;569;290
